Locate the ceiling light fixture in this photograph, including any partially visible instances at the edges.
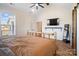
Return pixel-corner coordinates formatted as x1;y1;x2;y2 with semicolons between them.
30;3;50;10
35;4;38;6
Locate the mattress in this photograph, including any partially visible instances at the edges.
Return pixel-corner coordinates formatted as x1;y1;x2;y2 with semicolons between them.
7;36;57;56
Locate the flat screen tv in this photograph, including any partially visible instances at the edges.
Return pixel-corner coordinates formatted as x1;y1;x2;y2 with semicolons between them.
47;18;59;26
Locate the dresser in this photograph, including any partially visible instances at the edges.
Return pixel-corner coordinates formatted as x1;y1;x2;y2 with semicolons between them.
44;26;63;40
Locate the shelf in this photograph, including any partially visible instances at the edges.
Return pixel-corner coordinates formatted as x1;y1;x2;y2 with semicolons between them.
45;26;62;31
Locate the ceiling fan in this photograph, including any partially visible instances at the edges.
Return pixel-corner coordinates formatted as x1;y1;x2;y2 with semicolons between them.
30;3;49;9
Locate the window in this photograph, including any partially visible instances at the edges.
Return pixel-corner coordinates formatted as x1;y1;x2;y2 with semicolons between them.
0;12;16;37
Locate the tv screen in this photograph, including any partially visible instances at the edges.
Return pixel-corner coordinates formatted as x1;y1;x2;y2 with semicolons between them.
48;18;59;26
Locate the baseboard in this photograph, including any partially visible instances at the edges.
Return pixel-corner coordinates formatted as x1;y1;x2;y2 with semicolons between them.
77;50;79;56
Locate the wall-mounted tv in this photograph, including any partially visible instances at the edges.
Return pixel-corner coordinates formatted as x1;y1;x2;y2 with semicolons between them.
47;18;59;26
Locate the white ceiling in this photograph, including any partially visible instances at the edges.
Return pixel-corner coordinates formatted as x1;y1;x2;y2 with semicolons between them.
8;3;52;14
0;3;77;14
0;3;76;16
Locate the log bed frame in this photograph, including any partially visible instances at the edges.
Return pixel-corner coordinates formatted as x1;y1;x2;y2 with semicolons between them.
27;32;57;40
26;31;57;55
5;32;57;56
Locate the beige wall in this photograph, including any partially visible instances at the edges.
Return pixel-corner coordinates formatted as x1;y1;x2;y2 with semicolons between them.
0;3;76;38
36;3;76;42
0;5;34;37
36;3;74;31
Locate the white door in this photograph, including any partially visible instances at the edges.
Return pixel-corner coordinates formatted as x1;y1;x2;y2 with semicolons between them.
77;4;79;56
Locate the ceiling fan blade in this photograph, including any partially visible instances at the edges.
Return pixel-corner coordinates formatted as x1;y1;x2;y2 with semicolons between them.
30;4;35;8
38;3;43;4
10;3;15;5
38;4;44;8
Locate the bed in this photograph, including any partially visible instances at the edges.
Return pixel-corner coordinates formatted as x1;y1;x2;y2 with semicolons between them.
4;32;57;56
0;31;75;56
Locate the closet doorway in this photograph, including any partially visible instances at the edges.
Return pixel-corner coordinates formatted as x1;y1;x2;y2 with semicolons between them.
72;6;77;55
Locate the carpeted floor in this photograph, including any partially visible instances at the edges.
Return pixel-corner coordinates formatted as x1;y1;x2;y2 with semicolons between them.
0;38;76;56
56;40;76;56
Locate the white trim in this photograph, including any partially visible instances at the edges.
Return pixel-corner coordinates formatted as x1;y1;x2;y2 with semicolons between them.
0;17;1;38
77;50;79;56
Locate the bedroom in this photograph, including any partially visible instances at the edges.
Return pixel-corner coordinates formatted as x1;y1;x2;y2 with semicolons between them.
0;3;77;56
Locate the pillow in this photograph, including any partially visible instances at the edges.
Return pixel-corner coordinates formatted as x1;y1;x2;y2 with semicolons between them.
0;47;15;56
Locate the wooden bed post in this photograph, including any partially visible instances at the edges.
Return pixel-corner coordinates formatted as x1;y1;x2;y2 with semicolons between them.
54;32;57;40
54;32;57;55
48;33;50;39
43;33;45;38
